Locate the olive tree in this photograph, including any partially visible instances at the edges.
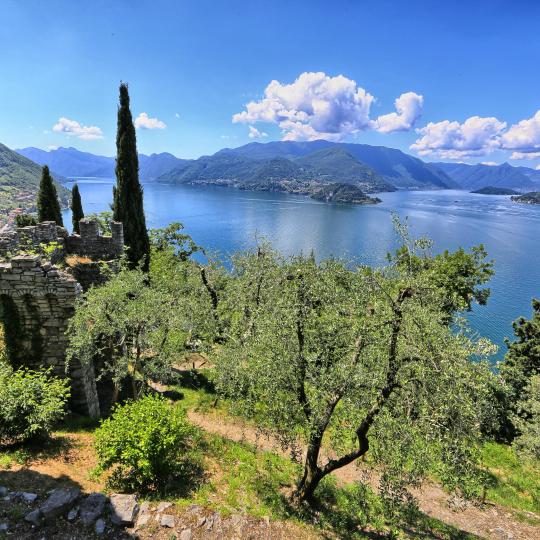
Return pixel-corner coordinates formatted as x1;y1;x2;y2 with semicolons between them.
214;233;496;503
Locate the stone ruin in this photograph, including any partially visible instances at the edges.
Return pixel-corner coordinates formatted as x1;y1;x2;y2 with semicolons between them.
0;219;124;418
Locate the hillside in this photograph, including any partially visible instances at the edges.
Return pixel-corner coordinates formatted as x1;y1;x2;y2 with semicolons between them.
435;162;540;191
159;145;398;194
511;191;540;204
16;147;186;181
218;140;457;189
0;143;68;222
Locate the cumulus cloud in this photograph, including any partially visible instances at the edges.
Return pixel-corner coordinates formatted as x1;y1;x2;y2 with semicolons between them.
233;72;384;141
375;92;424;133
509;151;540;160
248;125;268;139
52;117;103;140
480;161;498;166
134;112;166;130
410;116;507;159
501;110;540;157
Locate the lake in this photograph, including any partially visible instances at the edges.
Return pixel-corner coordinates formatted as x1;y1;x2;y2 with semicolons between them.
62;179;540;360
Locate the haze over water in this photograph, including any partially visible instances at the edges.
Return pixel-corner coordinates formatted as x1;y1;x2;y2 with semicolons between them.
63;179;540;361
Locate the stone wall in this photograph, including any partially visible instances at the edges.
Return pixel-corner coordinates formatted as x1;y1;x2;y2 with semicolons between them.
0;255;100;417
0;219;123;262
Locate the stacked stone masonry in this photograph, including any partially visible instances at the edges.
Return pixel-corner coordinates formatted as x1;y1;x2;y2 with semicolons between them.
0;219;124;418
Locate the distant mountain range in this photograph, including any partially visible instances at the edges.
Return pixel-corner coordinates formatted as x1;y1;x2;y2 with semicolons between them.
16;146;187;181
158;140;461;192
434;162;540;192
4;142;540;216
0;143;68;220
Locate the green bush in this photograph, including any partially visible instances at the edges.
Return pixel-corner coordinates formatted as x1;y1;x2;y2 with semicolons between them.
15;213;37;227
94;395;198;492
0;362;70;445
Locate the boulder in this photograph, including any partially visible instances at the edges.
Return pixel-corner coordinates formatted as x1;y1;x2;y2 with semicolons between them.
110;493;139;526
40;488;81;521
79;493;107;526
160;514;175;528
180;529;192;540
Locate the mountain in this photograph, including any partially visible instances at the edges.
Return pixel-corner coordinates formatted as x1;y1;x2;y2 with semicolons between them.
0;142;68;220
219;141;457;189
434;162;540;192
16;147;185;181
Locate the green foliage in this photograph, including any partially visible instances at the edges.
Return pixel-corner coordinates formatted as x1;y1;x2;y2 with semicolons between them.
15;213;37;227
0;360;70;445
67;264;182;395
112;83;150;270
150;222;202;261
37;165;63;225
71;183;84;234
94;395;198;492
85;210;113;234
513;375;540;460
213;220;497;503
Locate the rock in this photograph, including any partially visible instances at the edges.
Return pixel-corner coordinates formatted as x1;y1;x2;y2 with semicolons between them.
24;509;42;526
110;493;139;526
95;518;106;535
187;504;202;515
67;506;79;522
135;512;151;529
79;493;107;526
0;523;8;532
490;528;513;540
21;492;38;503
160;514;175;528
40;488;80;521
139;501;151;514
0;487;7;497
197;516;206;528
180;528;192;540
156;501;173;512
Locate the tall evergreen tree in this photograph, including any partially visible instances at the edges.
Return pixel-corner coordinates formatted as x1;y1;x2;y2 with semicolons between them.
112;83;150;270
37;165;63;226
71;183;84;234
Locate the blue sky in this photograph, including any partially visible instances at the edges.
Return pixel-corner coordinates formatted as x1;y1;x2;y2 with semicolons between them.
2;0;540;165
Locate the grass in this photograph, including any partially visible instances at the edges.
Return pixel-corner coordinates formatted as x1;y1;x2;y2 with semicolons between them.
481;441;540;521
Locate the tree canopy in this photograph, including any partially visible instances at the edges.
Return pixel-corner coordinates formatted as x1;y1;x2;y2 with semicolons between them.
37;165;63;225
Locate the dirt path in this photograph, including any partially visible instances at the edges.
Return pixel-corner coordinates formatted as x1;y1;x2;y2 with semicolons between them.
188;410;540;540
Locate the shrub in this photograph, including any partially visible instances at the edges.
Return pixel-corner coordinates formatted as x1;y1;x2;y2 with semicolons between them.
0;362;70;445
94;395;198;492
15;213;37;227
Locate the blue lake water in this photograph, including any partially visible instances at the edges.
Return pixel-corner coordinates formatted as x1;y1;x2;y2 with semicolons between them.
62;179;540;360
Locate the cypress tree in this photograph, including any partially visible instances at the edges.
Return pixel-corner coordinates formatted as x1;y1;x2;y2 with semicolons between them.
71;183;84;234
37;165;63;226
112;82;150;270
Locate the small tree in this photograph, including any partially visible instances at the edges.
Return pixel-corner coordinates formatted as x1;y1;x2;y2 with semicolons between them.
499;299;540;439
512;375;540;459
37;165;63;225
214;234;496;503
71;183;84;234
67;265;185;399
112;82;150;270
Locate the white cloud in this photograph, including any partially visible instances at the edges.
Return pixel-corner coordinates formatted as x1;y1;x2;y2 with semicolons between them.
248;125;268;139
501;110;540;156
410;116;506;159
480;161;498;166
52;117;103;140
375;92;424;133
47;145;59;151
535;164;540;170
233;72;381;142
134;112;166;130
175;112;180;119
509;151;540;160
